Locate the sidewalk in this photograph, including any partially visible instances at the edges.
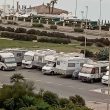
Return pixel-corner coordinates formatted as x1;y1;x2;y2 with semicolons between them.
87;101;110;110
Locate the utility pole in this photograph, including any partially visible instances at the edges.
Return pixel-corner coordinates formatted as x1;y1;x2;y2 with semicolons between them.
84;6;88;58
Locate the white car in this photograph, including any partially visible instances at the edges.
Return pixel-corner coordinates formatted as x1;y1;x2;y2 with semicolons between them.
102;71;109;85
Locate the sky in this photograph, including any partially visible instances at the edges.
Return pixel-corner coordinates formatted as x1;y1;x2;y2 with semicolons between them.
0;0;110;21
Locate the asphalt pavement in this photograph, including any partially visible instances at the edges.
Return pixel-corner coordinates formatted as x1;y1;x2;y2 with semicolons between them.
0;67;109;104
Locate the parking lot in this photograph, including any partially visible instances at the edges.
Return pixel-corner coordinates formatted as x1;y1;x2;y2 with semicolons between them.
0;67;110;105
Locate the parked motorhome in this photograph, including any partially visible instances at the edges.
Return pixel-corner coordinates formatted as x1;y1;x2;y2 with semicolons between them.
2;48;27;65
42;54;59;74
79;61;109;83
33;49;56;69
102;66;109;85
22;51;36;69
0;52;17;70
54;53;88;76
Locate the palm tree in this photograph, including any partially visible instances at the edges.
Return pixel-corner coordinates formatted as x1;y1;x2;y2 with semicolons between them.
10;74;24;83
46;3;51;14
50;0;58;14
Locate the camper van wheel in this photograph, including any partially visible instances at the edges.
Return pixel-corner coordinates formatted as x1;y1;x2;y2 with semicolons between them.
90;79;94;83
51;71;54;75
1;67;5;71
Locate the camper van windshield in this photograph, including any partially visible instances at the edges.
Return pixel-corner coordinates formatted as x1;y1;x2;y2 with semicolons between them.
80;66;93;74
24;55;33;61
46;62;55;67
5;57;15;63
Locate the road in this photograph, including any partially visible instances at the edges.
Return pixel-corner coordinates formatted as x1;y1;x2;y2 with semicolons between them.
0;67;110;104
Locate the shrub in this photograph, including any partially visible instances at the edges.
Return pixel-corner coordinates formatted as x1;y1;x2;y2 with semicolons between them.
32;23;44;28
1;32;37;41
15;28;27;33
50;25;57;30
76;36;85;42
80;42;93;46
95;42;104;47
59;98;70;108
69;95;85;106
102;38;110;46
0;26;6;31
6;27;14;32
40;31;48;36
27;29;37;35
74;28;84;33
43;91;59;106
96;48;109;60
37;38;71;44
80;50;94;57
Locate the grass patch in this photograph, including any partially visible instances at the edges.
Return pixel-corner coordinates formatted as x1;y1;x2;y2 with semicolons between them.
0;39;102;53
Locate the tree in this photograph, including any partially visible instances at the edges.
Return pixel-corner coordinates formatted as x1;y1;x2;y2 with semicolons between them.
96;48;109;60
10;74;24;83
46;3;51;14
50;0;58;14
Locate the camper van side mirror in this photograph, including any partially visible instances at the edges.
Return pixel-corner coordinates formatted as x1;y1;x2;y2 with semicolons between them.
53;63;56;67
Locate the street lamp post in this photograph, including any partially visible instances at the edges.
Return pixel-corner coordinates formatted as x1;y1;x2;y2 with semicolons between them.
3;0;6;22
81;11;84;28
84;6;88;58
99;0;102;36
74;0;77;18
107;47;110;110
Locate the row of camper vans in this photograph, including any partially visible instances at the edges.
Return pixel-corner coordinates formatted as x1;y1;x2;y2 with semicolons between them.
0;48;110;84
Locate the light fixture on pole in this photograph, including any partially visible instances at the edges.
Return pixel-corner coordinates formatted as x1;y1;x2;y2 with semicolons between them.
84;6;88;58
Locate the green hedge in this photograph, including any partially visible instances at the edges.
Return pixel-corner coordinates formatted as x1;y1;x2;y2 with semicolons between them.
32;23;44;28
15;28;27;33
50;25;57;30
1;32;37;41
37;38;71;44
74;28;84;33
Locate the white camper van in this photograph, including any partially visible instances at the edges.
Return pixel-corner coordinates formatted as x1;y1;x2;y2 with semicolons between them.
0;52;17;70
79;61;108;83
42;54;59;74
54;53;88;76
2;48;27;65
33;49;56;69
102;66;109;85
22;51;36;68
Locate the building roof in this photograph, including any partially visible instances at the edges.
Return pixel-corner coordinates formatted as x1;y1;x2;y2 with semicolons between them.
28;4;68;15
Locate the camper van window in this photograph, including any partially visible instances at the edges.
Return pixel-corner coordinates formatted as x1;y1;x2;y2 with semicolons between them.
81;67;93;74
94;67;99;74
38;56;42;62
24;55;33;61
68;63;75;67
5;57;15;63
57;61;60;65
101;66;107;72
17;53;22;57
